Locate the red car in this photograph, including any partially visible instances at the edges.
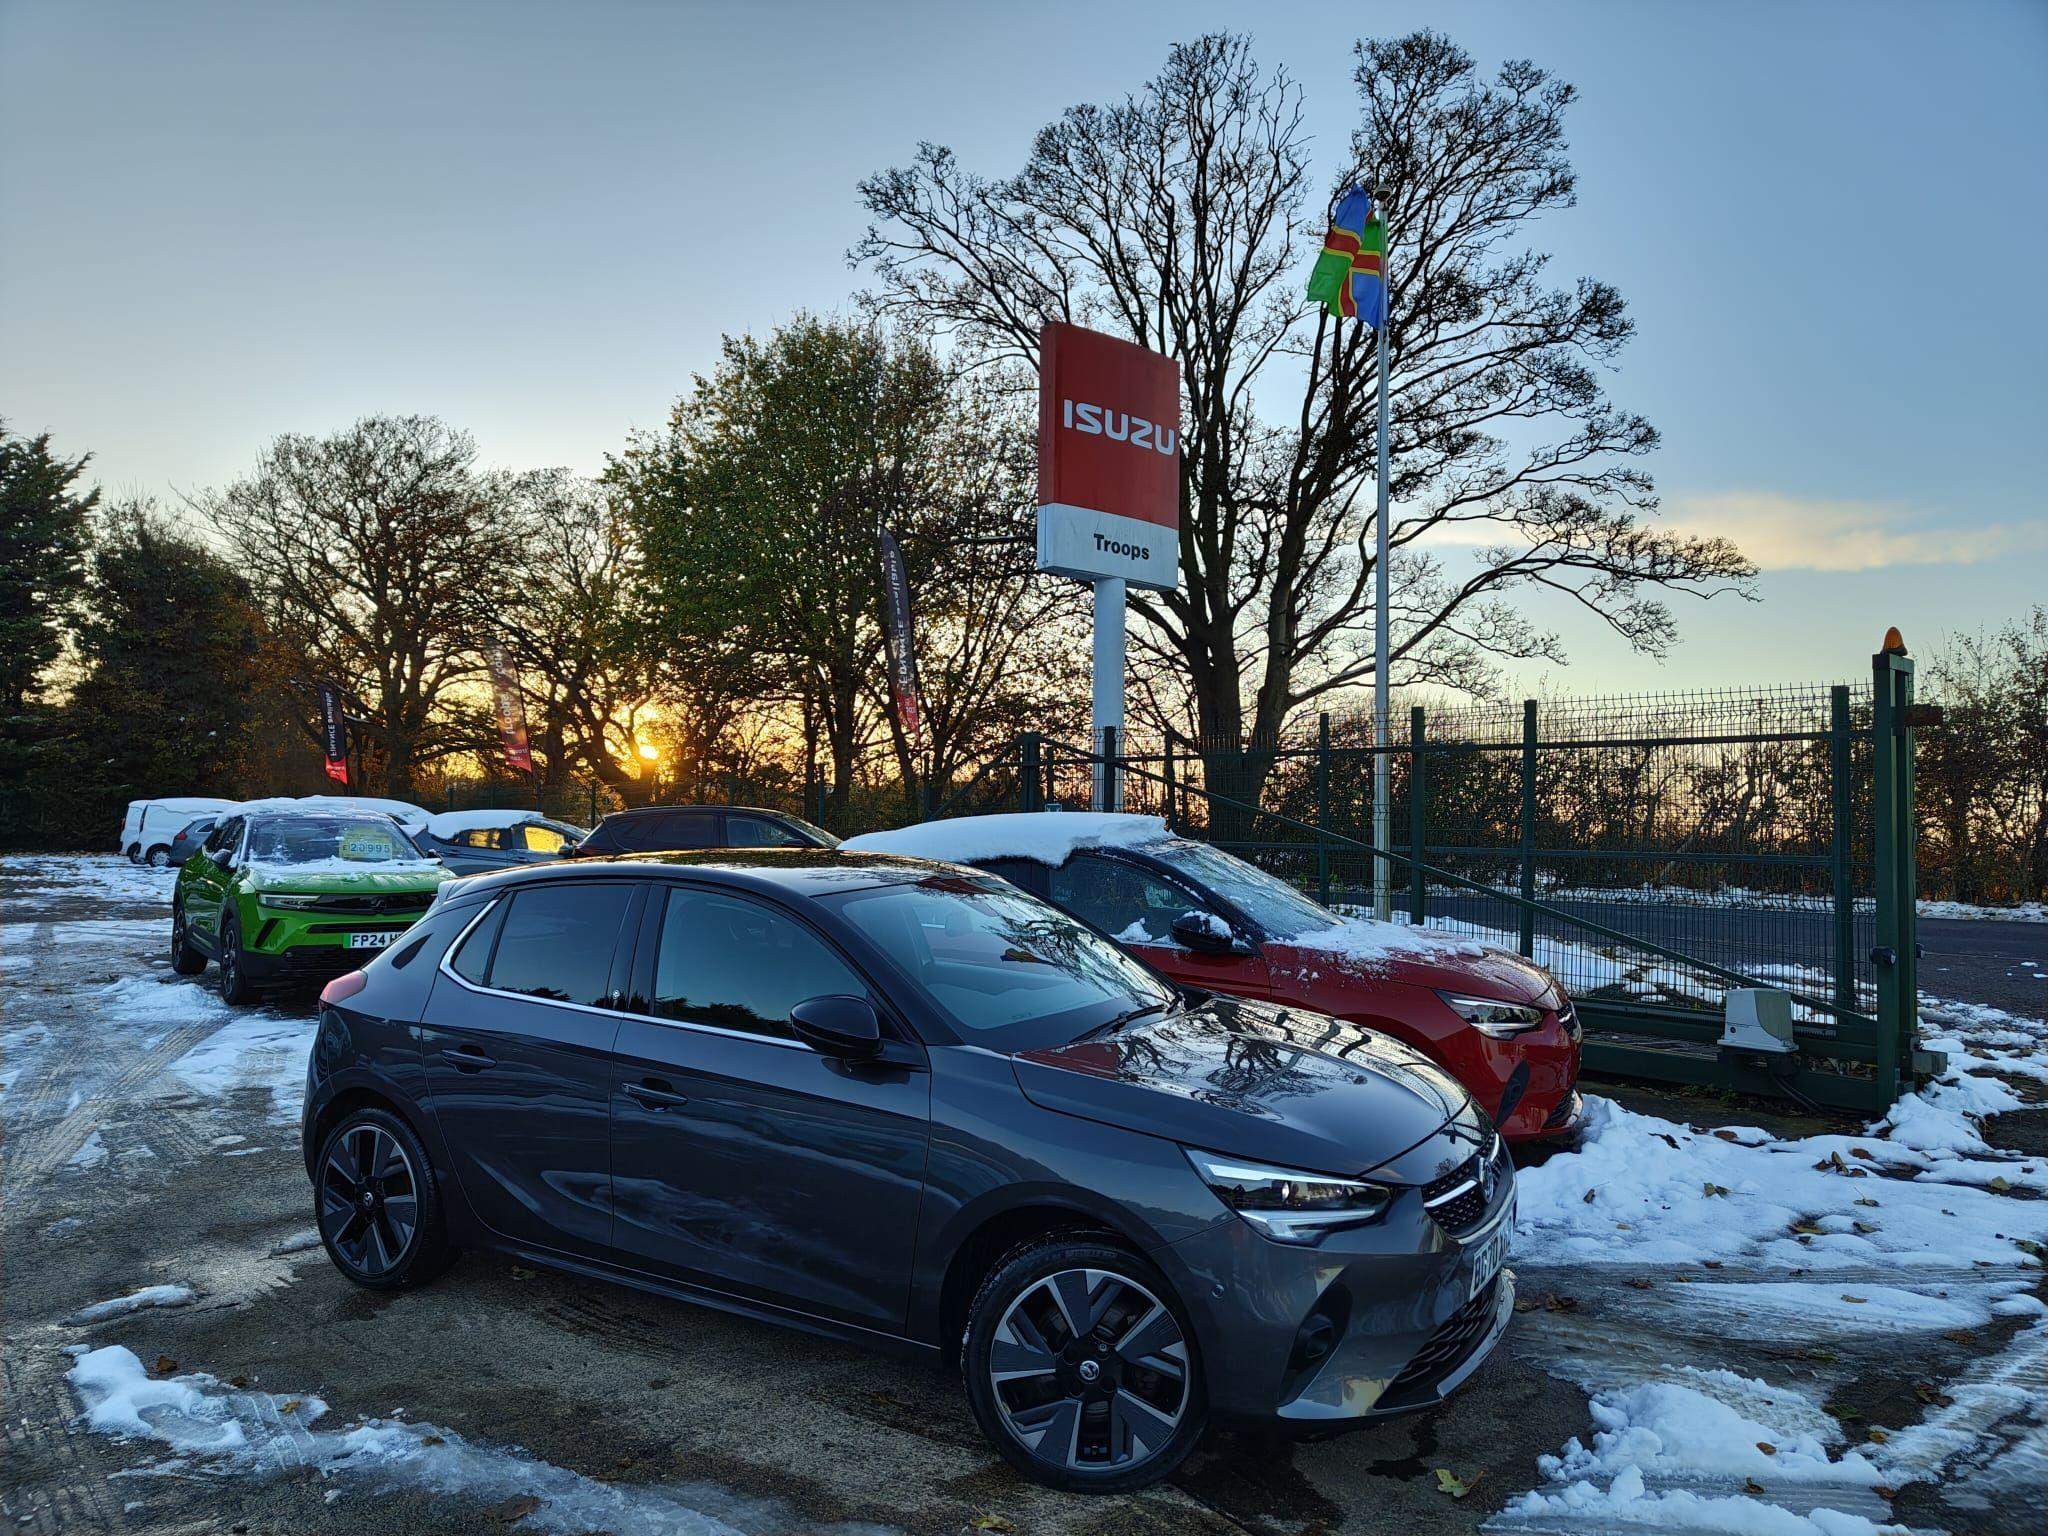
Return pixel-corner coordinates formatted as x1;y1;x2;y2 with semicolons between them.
843;814;1583;1147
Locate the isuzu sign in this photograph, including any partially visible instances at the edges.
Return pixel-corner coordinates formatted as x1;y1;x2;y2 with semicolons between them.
1036;322;1180;590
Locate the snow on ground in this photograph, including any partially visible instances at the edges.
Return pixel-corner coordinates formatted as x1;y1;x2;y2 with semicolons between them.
67;1285;196;1325
27;854;179;904
65;1345;897;1536
1525;883;2045;925
84;972;315;1124
1498;994;2048;1532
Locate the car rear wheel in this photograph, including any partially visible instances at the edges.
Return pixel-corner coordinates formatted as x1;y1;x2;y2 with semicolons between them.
963;1234;1205;1493
216;914;259;1006
146;846;170;867
169;900;206;975
315;1108;451;1290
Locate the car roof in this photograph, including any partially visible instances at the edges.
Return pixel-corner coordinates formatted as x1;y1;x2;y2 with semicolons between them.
443;847;971;901
840;812;1175;868
601;804;792;820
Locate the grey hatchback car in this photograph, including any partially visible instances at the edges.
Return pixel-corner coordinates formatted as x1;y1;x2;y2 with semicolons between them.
302;849;1515;1491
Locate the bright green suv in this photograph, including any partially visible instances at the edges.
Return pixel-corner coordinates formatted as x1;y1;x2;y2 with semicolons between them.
171;808;453;1004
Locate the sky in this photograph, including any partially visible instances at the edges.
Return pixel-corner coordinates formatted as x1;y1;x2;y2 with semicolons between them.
3;0;2044;697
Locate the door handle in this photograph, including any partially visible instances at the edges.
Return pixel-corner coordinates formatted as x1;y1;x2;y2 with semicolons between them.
440;1046;496;1072
623;1079;690;1110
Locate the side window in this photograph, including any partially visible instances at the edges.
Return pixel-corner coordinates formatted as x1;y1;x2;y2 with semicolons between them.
726;815;805;849
483;884;634;1006
610;814;713;852
453;828;502;849
651;890;866;1041
205;817;243;856
449;900;507;983
519;824;570;855
1047;855;1196;945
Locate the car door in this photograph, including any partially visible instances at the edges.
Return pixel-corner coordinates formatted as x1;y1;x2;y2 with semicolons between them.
608;883;931;1332
421;878;642;1259
184;816;243;944
1045;851;1272;997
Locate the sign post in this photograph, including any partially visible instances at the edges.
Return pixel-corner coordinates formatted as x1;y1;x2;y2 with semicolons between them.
1035;323;1181;811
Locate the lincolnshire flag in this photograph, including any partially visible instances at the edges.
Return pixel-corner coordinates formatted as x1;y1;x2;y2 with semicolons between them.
1306;186;1386;329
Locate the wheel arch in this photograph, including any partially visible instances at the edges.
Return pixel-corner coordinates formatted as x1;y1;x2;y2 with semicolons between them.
935;1201;1134;1372
303;1084;435;1181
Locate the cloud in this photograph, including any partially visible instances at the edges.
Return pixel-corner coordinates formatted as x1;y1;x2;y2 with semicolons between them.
1667;491;2046;573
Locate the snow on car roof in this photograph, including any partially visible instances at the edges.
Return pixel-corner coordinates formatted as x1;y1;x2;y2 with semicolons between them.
231;796;431;829
424;809;551;839
841;812;1174;867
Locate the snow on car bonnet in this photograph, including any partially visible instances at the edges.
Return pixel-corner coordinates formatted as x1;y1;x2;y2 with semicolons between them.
1279;914;1497;970
842;811;1175;867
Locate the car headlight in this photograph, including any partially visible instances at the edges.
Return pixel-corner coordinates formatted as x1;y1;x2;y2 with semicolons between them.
259;894;321;909
1437;990;1546;1037
1184;1150;1393;1243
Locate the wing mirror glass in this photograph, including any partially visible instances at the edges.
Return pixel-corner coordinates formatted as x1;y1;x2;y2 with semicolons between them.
789;994;883;1059
1170;909;1238;955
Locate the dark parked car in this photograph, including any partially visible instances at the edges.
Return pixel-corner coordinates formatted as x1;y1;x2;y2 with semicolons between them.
566;805;838;857
164;814;220;868
413;811;589;875
303;850;1515;1491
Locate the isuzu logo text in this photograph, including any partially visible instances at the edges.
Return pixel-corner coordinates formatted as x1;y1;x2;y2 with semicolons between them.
1061;399;1177;457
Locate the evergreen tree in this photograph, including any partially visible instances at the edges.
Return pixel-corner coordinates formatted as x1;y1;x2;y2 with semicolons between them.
0;418;98;724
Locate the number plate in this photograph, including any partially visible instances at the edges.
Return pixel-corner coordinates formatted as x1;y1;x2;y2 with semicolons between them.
346;932;396;950
1468;1216;1511;1300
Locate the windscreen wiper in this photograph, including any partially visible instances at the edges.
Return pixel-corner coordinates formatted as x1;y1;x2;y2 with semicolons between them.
1079;1001;1172;1041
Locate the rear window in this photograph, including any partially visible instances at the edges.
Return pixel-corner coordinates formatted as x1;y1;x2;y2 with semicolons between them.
466;885;633;1006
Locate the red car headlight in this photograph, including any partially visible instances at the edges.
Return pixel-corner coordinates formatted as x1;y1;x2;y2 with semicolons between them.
1437;990;1545;1037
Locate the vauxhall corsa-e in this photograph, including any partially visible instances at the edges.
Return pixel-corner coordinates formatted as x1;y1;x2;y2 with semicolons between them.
301;850;1516;1491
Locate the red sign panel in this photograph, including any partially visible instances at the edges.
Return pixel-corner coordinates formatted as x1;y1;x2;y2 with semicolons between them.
1036;323;1180;589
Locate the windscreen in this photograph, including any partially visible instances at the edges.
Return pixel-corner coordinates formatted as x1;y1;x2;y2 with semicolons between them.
1146;838;1338;939
820;874;1172;1049
246;815;420;866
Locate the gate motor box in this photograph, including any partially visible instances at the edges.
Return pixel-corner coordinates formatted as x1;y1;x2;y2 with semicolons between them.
1721;988;1796;1054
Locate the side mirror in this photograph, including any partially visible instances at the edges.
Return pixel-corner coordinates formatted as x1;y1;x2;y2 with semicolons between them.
1170;909;1237;955
789;994;883;1059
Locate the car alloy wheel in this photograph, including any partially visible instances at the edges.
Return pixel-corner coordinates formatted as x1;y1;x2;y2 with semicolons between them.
988;1266;1191;1476
147;847;169;867
319;1123;420;1279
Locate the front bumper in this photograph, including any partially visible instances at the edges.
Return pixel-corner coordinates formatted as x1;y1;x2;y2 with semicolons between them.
1155;1137;1518;1425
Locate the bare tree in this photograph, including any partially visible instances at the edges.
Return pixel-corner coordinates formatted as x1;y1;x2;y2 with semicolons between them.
857;31;1754;791
202;415;528;795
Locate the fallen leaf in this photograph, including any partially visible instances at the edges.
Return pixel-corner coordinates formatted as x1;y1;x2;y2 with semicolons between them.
1582;1188;1597;1204
1791;1222;1825;1236
1875;1483;1898;1499
1704;1182;1731;1197
1434;1468;1484;1499
1866;1428;1889;1443
151;1355;178;1377
1840;1295;1868;1304
1914;1384;1952;1406
420;1434;445;1447
969;1515;1016;1533
1543;1293;1579;1313
1988;1176;2013;1193
1814;1151;1848;1172
1824;1402;1863;1422
281;1398;302;1413
1654;1133;1680;1150
487;1495;540;1525
1744;1478;1766;1495
227;1374;251;1388
1701;1259;1724;1270
1513;1298;1538;1313
1853;1221;1878;1235
1714;1129;1739;1142
509;1266;537;1281
1614;1221;1632;1230
1942;1329;1978;1344
1626;1278;1652;1290
1855;1197;1880;1208
1850;1147;1875;1160
1756;1441;1778;1455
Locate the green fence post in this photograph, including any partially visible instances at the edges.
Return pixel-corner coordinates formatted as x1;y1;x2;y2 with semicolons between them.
1829;685;1856;1017
1316;712;1332;907
1518;699;1537;958
1020;733;1043;813
1410;704;1427;925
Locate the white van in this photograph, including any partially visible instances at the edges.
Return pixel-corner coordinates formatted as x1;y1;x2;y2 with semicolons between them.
119;798;240;864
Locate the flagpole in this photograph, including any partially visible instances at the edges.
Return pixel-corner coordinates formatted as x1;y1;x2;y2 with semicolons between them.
1372;192;1393;922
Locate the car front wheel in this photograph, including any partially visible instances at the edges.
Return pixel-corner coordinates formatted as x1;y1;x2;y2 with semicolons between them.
315;1107;451;1290
962;1234;1205;1493
216;914;258;1006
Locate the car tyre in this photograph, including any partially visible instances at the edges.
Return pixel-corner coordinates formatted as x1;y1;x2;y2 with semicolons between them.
169;899;207;975
962;1233;1205;1493
315;1107;452;1290
146;846;170;867
216;913;259;1006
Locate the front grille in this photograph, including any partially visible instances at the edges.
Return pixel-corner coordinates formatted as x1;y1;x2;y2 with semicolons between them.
302;893;433;915
268;948;366;983
1421;1135;1500;1237
1383;1276;1501;1406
